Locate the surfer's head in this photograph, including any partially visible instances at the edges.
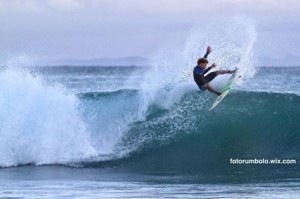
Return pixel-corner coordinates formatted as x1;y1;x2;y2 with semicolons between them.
197;58;208;68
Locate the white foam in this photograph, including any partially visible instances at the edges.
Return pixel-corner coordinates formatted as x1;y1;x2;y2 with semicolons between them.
139;16;257;111
0;69;98;167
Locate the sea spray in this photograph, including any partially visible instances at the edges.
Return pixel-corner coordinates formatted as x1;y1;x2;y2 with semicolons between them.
0;69;97;167
116;17;258;155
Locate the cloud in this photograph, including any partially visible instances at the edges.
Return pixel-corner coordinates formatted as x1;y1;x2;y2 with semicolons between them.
0;0;41;14
48;0;83;12
0;0;83;14
1;0;300;17
230;0;300;14
0;0;300;60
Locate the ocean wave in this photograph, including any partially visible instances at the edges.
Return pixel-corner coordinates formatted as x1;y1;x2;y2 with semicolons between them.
1;68;299;172
77;90;300;174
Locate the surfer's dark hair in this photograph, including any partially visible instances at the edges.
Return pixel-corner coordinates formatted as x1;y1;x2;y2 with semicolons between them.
197;58;208;65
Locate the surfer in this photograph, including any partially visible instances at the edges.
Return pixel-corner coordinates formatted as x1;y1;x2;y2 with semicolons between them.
193;46;236;96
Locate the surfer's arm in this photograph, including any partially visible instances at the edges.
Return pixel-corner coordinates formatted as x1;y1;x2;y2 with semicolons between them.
203;63;216;75
204;46;212;58
204;52;209;58
202;66;212;74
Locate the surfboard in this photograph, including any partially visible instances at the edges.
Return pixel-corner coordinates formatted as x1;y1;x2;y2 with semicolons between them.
209;69;238;111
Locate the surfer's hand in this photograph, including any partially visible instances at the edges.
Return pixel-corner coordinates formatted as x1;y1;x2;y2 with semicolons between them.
207;46;212;54
211;63;216;68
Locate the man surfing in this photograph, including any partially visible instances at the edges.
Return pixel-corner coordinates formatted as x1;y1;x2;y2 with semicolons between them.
193;46;236;96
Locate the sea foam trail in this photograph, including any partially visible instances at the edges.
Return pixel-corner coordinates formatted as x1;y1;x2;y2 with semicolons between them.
0;69;98;167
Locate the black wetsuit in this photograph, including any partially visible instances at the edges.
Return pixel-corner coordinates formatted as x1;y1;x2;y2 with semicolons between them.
193;52;218;90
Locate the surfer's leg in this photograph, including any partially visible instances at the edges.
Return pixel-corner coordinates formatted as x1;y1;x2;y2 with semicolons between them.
216;70;231;75
216;69;237;75
204;72;218;83
203;83;221;96
205;70;234;83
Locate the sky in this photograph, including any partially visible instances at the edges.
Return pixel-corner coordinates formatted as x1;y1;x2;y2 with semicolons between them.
0;0;300;65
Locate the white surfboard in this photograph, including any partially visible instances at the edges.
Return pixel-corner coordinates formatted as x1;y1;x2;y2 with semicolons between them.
209;69;238;111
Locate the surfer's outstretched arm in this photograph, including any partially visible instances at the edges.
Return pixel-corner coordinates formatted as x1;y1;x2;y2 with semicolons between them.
203;63;216;75
204;46;212;58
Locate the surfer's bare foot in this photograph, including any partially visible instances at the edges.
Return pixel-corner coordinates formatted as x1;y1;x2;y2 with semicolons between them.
228;68;238;74
215;91;222;96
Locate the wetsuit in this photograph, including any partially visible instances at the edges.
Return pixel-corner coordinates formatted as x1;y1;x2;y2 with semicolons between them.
193;52;218;91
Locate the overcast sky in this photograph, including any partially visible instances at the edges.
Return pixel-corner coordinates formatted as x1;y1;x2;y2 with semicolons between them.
1;0;300;64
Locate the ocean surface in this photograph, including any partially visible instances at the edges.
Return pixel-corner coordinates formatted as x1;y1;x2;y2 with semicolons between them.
0;65;300;198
